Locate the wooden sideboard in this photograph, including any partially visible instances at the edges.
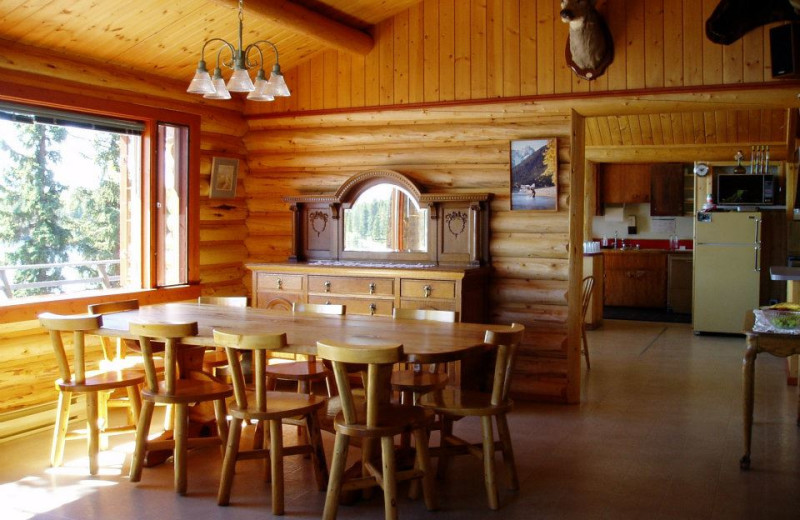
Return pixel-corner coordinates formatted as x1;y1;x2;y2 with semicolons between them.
248;263;490;324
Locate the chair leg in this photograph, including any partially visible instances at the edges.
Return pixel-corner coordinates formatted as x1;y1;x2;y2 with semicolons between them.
269;419;285;515
51;391;72;468
130;400;154;482
126;385;142;424
496;413;519;491
413;427;437;511
381;436;399;520
217;416;243;506
582;325;591;370
213;398;229;452
305;411;329;491
86;392;100;475
98;391;109;451
481;415;499;510
174;403;188;495
323;433;350;520
436;416;453;480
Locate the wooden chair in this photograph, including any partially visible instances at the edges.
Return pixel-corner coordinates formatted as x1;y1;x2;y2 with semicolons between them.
197;296;249;376
317;338;436;520
581;276;595;370
418;323;525;510
213;329;328;515
390;308;457;405
263;302;340;396
39;312;144;475
128;321;232;495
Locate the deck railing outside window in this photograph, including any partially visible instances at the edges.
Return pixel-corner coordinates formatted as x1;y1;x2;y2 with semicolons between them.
0;260;121;299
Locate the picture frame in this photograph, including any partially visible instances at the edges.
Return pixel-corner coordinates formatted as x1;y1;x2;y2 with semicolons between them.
509;138;558;211
209;157;239;199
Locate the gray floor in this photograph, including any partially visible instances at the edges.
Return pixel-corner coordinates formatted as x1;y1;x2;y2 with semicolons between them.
2;319;800;519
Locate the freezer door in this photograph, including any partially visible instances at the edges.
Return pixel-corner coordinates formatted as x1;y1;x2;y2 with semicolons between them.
695;211;761;245
693;244;760;334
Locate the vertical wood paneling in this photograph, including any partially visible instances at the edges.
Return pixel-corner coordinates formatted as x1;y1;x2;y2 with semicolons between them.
742;28;765;83
701;0;723;85
486;0;504;98
502;0;520;97
297;62;312;111
439;0;455;101
471;0;488;98
553;5;572;94
394;9;410;104
625;0;646;90
644;0;664;89
379;19;395;105
662;0;683;86
536;0;555;94
309;53;325;110
337;53;352;108
351;53;366;107
682;0;703;86
519;0;537;95
606;0;627;91
408;4;425;104
424;0;440;102
454;1;471;100
723;37;744;84
364;23;381;106
323;50;338;109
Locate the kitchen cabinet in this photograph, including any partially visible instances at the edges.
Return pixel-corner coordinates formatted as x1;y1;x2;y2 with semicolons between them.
600;163;651;205
603;251;667;308
650;163;684;216
667;253;693;314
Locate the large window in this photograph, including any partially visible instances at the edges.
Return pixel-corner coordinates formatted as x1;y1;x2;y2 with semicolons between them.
0;102;192;302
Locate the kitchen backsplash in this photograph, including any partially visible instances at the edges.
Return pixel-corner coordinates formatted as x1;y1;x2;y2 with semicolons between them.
592;203;694;241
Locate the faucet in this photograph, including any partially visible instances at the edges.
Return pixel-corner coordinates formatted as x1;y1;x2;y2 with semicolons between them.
613;231;618;250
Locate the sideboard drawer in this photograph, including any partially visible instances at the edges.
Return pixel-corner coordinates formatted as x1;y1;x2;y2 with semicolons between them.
398;300;456;312
308;275;394;296
257;273;303;292
308;295;394;316
400;279;456;300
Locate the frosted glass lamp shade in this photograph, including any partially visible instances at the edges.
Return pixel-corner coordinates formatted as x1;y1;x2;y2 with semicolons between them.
267;70;290;97
187;61;216;94
204;70;231;100
227;67;255;92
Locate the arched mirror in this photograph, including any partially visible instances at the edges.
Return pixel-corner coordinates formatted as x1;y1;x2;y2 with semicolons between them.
343;183;428;253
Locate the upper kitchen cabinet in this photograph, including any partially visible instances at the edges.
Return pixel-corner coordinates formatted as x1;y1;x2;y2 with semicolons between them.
600;163;651;205
650;163;685;216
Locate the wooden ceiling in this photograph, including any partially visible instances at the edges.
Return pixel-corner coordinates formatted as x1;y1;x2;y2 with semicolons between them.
0;0;419;84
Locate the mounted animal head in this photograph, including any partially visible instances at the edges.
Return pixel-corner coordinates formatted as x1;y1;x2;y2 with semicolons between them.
706;0;800;45
560;0;614;81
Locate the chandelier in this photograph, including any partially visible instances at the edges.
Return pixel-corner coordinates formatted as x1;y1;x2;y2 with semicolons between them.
186;0;290;101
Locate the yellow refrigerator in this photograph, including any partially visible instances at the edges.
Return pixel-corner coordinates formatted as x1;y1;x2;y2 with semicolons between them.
693;211;761;334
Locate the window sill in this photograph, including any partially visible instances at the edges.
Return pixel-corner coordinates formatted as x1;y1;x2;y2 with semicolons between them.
0;285;202;324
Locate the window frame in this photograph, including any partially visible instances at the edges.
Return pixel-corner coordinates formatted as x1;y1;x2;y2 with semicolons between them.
0;81;201;322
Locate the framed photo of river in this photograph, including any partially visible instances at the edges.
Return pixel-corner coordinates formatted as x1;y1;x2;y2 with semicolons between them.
510;138;558;211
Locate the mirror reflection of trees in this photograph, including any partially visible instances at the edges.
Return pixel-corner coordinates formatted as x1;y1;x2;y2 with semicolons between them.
344;184;427;253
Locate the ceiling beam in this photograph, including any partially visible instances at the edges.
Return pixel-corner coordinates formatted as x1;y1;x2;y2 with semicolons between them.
214;0;374;56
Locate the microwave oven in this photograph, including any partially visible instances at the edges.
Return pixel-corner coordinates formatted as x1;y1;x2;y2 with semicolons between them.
716;174;778;206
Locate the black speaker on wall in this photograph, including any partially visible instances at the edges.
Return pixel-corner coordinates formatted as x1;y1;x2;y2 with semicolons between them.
770;22;800;79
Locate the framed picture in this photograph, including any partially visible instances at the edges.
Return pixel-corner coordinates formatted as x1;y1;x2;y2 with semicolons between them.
509;138;558;211
209;157;239;199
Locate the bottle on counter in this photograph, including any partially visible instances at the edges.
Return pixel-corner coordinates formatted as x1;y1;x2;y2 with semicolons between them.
670;234;679;250
601;234;608;247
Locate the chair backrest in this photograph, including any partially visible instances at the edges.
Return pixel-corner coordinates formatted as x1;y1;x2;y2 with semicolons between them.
39;312;103;385
292;302;346;315
483;323;525;406
213;329;287;412
392;308;458;323
316;339;402;427
198;296;248;307
87;299;140;360
129;321;198;395
580;276;595;319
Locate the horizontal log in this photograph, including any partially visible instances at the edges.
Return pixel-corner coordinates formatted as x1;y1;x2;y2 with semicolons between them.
491;212;569;234
199;244;249;267
245;237;293;257
200;133;249;155
247;214;294;235
490;280;568;305
490;305;569;326
200;224;249;243
492;258;571;281
200;202;249;222
0;320;44;338
586;142;788;162
490;235;570;260
199;264;248;285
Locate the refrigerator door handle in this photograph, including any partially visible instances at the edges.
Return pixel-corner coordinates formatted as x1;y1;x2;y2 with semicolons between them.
753;217;762;272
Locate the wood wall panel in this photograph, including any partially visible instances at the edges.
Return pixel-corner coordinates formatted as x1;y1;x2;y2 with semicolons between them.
244;105;574;401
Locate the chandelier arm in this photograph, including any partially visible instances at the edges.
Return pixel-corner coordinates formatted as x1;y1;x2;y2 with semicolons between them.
243;43;264;71
201;38;236;68
250;40;280;65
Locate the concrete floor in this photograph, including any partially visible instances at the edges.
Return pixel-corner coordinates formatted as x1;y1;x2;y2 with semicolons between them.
2;319;800;519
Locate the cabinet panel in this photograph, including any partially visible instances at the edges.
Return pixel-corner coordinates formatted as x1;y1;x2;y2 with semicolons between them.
255;292;301;310
650;163;684;216
600;163;651;205
308;275;394;296
308;295;394;316
256;273;303;292
603;252;667;308
400;279;456;299
399;299;457;311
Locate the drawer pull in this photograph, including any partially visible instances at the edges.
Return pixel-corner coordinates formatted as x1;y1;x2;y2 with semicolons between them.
423;285;432;298
324;281;331;293
369;282;376;295
369;303;377;316
276;278;282;290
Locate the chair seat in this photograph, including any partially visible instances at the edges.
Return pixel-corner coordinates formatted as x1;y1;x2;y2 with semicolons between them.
142;379;233;404
203;349;228;368
264;360;330;381
56;369;145;393
333;404;434;438
391;370;449;393
418;388;513;417
230;390;327;421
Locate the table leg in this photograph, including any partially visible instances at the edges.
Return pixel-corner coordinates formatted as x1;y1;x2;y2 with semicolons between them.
741;339;758;470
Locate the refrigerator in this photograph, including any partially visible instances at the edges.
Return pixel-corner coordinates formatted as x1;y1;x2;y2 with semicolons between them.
693;211;761;334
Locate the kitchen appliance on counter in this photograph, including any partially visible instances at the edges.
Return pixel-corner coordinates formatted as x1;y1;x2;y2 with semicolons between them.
693;211;762;334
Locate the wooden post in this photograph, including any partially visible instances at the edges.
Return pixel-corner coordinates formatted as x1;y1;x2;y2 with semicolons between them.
568;110;586;404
